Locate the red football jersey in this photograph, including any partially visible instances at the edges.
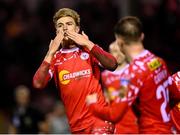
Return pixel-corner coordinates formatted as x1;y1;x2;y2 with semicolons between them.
48;47;107;132
118;50;178;133
101;68;138;134
90;50;179;134
171;72;180;133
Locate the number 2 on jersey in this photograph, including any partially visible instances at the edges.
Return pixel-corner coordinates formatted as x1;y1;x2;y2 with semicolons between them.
156;83;170;122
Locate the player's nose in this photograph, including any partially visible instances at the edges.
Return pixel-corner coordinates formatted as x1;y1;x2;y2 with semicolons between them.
63;25;67;31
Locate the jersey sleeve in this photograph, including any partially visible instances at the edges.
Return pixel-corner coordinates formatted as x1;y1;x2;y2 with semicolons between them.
89;100;129;123
90;45;117;71
172;71;180;90
33;57;56;89
170;72;180;105
170;72;180;132
171;102;180;132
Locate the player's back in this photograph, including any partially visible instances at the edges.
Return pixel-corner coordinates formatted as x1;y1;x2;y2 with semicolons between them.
127;50;173;133
170;72;180;133
121;50;172;133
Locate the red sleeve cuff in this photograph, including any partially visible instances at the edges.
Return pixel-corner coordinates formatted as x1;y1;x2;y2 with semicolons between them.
90;44;101;52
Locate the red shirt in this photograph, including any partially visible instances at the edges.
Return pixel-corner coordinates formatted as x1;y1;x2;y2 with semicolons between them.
49;47;107;132
90;50;180;133
101;68;138;134
171;72;180;133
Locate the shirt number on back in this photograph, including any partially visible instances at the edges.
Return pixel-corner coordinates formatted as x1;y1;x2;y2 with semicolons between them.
156;84;170;122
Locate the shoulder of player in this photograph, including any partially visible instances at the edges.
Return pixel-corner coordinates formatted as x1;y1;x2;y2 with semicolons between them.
53;50;61;58
132;53;164;71
101;70;111;75
172;71;180;81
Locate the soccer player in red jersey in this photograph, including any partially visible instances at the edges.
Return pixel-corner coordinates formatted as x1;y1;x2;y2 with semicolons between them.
101;41;138;134
171;72;180;133
33;8;117;134
86;16;180;134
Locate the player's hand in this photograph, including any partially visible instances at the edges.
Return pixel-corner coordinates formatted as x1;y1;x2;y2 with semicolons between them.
86;93;97;105
48;32;64;55
82;31;89;40
66;31;94;50
44;32;64;63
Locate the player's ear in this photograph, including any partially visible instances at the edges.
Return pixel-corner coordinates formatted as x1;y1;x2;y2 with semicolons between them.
75;26;80;33
140;33;144;41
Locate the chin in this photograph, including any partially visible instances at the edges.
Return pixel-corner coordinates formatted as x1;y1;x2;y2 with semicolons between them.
62;38;75;48
62;37;70;44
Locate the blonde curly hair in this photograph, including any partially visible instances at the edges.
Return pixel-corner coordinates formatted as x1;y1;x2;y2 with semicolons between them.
53;8;80;27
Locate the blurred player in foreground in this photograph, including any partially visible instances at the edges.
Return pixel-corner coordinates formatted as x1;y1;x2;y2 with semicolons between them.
101;41;138;133
33;8;117;134
86;16;180;134
171;71;180;133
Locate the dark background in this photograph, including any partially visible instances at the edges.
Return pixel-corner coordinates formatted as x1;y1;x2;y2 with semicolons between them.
0;0;180;132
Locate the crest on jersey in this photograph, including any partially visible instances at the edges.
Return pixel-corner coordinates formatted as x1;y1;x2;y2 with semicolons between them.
177;102;180;111
147;58;161;71
80;52;89;60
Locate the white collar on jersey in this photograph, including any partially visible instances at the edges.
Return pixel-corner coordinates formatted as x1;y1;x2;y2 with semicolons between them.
133;49;150;60
60;47;79;53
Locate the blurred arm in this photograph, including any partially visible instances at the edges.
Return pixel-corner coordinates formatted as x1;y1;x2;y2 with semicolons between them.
89;101;128;123
90;45;118;71
33;61;51;89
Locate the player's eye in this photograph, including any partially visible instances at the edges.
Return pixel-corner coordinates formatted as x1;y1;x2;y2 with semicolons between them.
57;23;63;28
67;22;73;26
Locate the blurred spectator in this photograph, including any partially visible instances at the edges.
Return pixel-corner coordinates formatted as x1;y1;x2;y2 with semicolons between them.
8;85;44;134
0;110;9;133
48;101;70;134
38;114;50;134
